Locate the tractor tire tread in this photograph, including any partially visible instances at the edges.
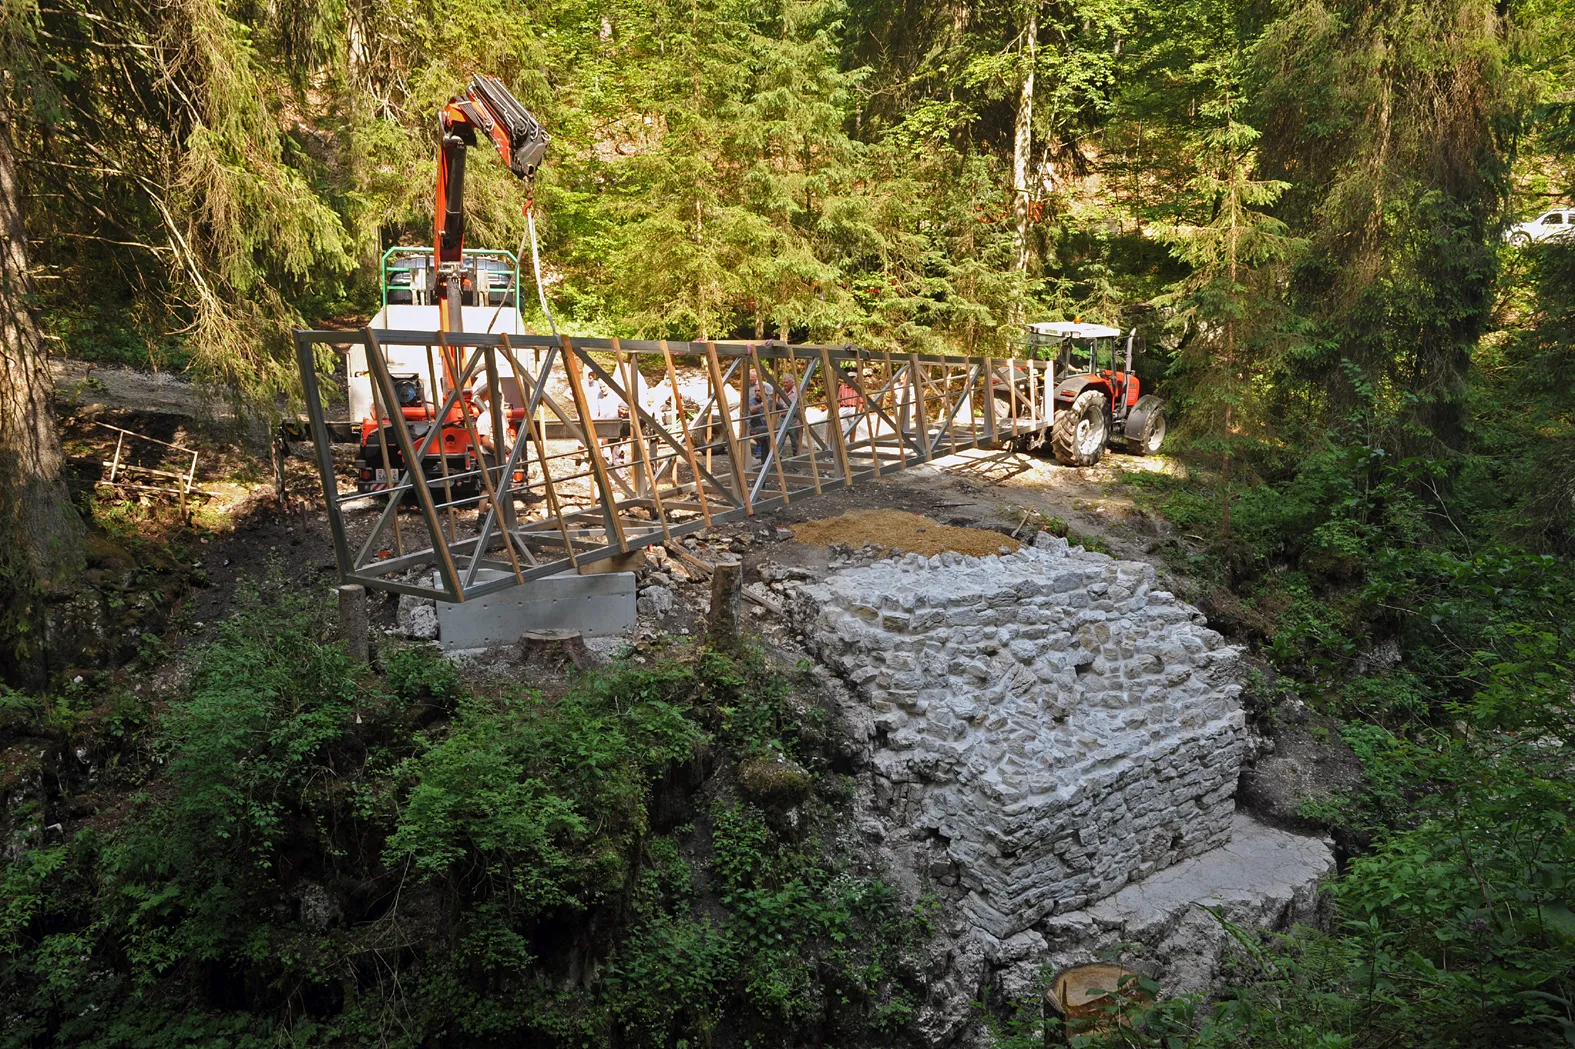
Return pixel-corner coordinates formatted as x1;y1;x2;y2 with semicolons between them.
1051;388;1108;467
1124;396;1168;455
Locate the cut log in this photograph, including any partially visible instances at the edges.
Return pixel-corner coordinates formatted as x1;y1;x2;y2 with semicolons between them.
708;562;743;653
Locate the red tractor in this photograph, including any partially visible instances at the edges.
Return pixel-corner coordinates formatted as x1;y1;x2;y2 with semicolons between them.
1028;322;1167;466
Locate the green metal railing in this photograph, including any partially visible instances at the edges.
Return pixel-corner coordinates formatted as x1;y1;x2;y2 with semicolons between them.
379;247;522;309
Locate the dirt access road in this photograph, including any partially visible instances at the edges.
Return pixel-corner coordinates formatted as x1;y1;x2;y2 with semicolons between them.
790;445;1183;563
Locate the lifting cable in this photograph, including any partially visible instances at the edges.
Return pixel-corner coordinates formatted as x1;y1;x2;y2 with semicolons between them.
479;193;557;338
525;195;558;337
517;193;561;422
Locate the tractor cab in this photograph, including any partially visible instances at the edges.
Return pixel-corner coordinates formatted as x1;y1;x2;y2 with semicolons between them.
1025;320;1167;466
1026;321;1132;394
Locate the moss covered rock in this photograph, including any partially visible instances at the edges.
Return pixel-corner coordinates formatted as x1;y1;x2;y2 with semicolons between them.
738;751;813;808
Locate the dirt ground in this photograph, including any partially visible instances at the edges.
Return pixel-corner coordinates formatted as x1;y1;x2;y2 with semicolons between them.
790;509;1020;557
52;359;235;420
790;446;1184;563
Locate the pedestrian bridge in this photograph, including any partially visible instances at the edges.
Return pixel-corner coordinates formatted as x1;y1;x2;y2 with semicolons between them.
293;328;1060;602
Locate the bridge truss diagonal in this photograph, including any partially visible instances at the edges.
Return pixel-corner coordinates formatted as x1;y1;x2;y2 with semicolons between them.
293;329;1059;602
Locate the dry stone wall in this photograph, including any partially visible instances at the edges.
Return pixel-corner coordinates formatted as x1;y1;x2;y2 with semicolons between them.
795;533;1246;939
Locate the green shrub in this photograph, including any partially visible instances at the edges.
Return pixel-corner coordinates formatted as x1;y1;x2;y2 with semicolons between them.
0;600;925;1049
382;677;703;913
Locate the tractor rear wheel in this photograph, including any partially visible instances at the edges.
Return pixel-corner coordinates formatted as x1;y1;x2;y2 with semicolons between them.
1124;396;1168;455
1051;389;1109;467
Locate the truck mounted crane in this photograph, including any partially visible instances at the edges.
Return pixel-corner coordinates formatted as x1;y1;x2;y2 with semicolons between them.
350;75;549;497
434;75;550;332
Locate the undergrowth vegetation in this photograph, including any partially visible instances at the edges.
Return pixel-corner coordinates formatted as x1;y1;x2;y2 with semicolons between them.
998;248;1575;1049
0;588;926;1047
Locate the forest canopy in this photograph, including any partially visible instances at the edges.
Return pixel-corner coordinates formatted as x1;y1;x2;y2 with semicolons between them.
7;0;1565;404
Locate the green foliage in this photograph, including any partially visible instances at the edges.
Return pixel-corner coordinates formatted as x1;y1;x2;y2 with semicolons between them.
1251;0;1518;439
1463;243;1575;552
13;0;356;398
41;307;192;371
1084;387;1575;1049
381;643;465;703
706;798;922;1036
152;597;357;860
12;0;1575;1044
383;667;703;915
0;595;923;1048
1154;108;1303;524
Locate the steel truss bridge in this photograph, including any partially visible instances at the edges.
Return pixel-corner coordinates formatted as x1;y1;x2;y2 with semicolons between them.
293;329;1061;602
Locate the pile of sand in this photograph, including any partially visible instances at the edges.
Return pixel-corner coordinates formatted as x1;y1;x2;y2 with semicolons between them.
789;509;1019;557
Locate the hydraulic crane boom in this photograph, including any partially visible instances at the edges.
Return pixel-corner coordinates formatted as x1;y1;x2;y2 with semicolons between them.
434;75;550;332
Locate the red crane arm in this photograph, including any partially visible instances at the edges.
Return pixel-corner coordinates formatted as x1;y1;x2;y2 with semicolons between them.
435;75;550;267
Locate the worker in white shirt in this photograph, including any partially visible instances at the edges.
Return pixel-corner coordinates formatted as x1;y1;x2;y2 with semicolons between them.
586;375;627;476
471;380;498;455
641;378;675;429
470;379;532;495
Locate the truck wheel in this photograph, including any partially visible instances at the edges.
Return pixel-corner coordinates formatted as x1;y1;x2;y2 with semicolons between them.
1051;389;1108;467
1124;396;1168;455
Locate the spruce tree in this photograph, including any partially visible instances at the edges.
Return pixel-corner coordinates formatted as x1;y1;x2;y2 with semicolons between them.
1155;108;1301;535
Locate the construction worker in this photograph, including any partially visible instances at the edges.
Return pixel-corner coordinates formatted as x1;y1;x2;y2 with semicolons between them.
470;380;499;456
837;367;862;445
587;375;626;477
747;378;778;461
469;379;532;495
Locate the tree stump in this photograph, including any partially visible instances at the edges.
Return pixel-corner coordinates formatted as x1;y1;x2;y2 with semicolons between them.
338;583;368;663
518;629;594;671
708;561;743;653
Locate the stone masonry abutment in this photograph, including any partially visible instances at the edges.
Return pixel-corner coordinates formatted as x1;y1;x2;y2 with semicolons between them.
794;532;1248;941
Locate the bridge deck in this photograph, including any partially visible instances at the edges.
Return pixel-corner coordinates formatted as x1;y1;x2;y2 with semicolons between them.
293;329;1057;602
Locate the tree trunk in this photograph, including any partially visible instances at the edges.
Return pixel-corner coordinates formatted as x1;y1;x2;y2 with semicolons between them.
1220;438;1232;539
1011;1;1038;283
1221;190;1237;540
0;100;84;590
347;0;373;92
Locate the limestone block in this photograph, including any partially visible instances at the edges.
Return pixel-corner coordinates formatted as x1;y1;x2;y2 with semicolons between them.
1044;813;1333;996
396;594;439;640
637;584;675;617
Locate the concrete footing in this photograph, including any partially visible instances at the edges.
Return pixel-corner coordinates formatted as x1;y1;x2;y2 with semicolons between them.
434;570;636;652
1031;813;1334;998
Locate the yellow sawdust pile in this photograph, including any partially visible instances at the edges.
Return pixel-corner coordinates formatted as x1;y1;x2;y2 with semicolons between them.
789;509;1020;557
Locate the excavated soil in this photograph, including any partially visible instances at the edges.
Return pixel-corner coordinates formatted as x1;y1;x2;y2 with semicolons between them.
787;508;1020;557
